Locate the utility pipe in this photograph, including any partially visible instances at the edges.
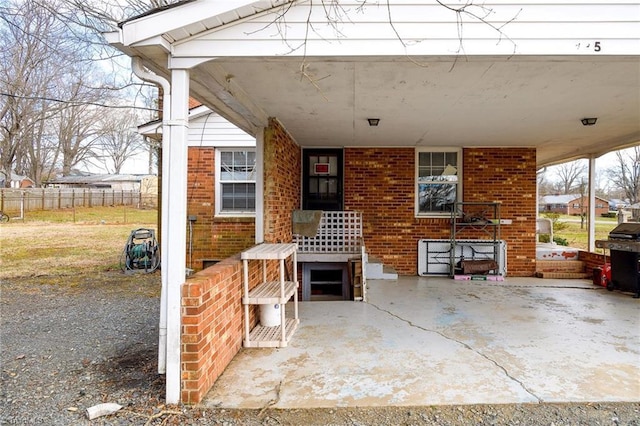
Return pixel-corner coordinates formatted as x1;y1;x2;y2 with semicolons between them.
131;57;170;376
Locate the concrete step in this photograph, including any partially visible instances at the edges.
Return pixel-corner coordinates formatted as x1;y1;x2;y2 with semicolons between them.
535;260;585;274
366;257;398;280
535;271;590;279
535;260;589;279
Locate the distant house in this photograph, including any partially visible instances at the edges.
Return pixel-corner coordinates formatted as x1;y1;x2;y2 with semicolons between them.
609;198;630;210
539;194;610;216
625;202;640;222
45;173;154;191
1;172;35;188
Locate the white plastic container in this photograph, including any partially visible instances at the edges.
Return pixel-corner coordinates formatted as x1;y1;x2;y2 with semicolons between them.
259;303;281;327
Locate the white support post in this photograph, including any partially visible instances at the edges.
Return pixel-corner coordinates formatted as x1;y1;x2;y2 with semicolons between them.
255;129;265;244
293;250;298;320
280;258;286;343
243;259;250;344
165;68;189;404
588;156;597;253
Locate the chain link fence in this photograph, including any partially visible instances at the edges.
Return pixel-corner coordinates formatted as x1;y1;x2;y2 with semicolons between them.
0;188;157;216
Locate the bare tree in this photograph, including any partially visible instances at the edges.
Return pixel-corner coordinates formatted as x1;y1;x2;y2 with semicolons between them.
537;167;556;196
95;109;146;174
23;97;60;186
0;0;65;186
606;147;640;205
54;72;118;175
1;0;150;184
554;160;587;194
576;178;588;229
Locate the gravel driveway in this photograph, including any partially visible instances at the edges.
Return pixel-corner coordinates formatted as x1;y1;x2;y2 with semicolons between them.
1;273;163;425
1;272;639;425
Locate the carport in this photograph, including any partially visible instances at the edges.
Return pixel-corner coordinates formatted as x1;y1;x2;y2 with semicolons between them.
205;276;640;408
105;0;640;403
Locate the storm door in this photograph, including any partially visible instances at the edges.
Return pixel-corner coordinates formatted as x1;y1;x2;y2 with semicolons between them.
302;149;343;211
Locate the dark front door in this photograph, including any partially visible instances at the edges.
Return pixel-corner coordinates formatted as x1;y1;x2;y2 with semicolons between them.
303;149;343;211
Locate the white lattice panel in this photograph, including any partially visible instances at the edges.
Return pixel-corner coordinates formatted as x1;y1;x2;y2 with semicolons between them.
294;211;362;254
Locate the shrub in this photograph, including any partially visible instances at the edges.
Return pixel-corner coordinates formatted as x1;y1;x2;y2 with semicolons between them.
601;212;617;218
541;212;569;232
553;236;569;246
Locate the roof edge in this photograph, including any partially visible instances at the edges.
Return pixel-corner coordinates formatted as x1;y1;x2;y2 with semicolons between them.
118;0;197;28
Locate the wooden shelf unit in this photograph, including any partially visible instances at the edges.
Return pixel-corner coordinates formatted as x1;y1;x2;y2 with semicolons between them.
241;243;299;348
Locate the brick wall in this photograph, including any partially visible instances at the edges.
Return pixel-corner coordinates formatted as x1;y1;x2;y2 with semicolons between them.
263;118;301;244
181;251;290;403
463;148;537;276
579;250;609;277
344;147;537;276
181;256;243;404
566;197;610;217
344;148;433;274
187;147;255;271
180;118;300;404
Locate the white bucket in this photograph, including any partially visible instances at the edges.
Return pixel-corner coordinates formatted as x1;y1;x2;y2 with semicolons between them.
259;303;281;327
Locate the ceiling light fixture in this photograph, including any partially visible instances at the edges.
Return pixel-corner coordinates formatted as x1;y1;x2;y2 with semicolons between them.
367;118;380;126
581;117;598;126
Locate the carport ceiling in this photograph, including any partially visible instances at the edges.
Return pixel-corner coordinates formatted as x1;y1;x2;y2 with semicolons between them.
190;55;639;167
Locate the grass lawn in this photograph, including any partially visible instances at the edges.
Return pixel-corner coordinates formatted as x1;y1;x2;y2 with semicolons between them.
0;207;622;280
10;205;157;224
0;206;158;279
546;214;619;252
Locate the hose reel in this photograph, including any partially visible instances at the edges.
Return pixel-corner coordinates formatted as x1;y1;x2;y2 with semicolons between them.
120;228;160;274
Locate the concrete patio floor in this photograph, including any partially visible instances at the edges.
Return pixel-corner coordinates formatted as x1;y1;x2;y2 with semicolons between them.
202;276;640;409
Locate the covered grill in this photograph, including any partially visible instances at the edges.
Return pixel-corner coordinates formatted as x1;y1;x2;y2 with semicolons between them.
595;222;640;298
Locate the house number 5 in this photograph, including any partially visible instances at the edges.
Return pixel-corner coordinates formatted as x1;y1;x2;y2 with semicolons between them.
576;41;602;52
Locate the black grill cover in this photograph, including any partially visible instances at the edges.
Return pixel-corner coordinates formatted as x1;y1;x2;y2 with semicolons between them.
609;222;640;240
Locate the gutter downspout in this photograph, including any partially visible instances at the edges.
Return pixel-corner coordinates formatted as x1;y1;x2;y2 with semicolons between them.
131;57;170;376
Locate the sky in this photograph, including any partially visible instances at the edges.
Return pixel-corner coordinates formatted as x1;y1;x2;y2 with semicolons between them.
119;151;154;174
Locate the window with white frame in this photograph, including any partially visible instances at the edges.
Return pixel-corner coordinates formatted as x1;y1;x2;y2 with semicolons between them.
216;149;256;216
416;149;461;216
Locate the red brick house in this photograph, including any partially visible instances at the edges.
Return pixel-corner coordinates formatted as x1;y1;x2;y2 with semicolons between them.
540;194;610;216
106;0;640;404
139;103;257;266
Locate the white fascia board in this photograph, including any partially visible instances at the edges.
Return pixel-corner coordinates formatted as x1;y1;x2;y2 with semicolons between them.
120;0;267;46
139;89;212;138
103;30;140;57
138;121;162;136
174;38;640;58
168;56;213;70
103;31;121;45
188;105;214;120
169;1;640;57
188;140;255;147
131;35;172;52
